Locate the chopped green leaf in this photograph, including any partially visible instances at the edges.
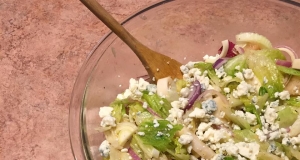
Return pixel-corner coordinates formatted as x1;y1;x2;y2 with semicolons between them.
259;87;268;96
176;79;187;92
224;156;235;160
166;148;190;160
194;62;220;85
142;93;172;119
110;99;132;122
240;98;262;128
137;120;183;151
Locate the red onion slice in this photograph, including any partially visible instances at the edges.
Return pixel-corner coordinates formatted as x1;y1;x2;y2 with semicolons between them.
234;45;244;54
128;147;141;160
213;58;229;69
276;60;292;67
218;40;237;58
146;107;161;118
276;45;298;61
184;80;201;111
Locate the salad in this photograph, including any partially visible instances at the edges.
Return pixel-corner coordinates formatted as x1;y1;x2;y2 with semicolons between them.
97;32;300;160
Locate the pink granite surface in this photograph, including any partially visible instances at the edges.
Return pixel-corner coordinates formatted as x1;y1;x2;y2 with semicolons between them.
0;0;157;159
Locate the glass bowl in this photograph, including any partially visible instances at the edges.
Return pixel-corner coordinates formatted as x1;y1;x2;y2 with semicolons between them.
69;0;300;159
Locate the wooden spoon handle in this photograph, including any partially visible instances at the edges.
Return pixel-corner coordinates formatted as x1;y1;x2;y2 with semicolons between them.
80;0;146;59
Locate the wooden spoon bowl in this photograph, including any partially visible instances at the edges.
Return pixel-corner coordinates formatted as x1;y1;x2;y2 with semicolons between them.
80;0;183;81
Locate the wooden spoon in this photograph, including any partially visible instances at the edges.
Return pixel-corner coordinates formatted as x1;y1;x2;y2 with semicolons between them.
80;0;183;81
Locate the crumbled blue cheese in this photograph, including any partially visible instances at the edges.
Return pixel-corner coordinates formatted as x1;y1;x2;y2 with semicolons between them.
201;128;229;143
153;119;159;127
263;76;268;84
264;106;278;124
142;102;148;109
121;148;128;152
275;91;290;100
255;129;267;142
137;132;145;136
235;66;241;70
167;124;173;129
178;134;193;145
269;131;281;140
188;108;206;118
235;142;260;160
245;112;257;125
167;107;184;124
99;140;110;157
215;66;227;78
233;81;254;98
223;87;230;94
211;154;224;160
100;116;116;127
235;72;244;81
220;141;239;156
156;131;164;136
138;78;150;91
180;87;190;97
243;69;254;79
202;99;217;114
99;106;114;118
252;96;258;104
203;54;220;63
147;84;157;93
180;65;189;74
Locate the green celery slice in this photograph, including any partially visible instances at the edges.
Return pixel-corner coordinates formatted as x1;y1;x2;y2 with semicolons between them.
277;66;300;77
277;107;298;128
246;51;284;98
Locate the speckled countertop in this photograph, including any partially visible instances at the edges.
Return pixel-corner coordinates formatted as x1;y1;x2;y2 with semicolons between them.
2;0;300;159
0;0;157;159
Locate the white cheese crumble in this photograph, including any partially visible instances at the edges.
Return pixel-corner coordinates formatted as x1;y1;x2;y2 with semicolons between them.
100;116;116;127
223;87;230;94
188;108;206;118
137;132;145;136
202;99;217;114
235;142;260;160
178;134;193;145
215;66;227;78
99;106;113;118
153;119;159;127
142;102;148;109
121;148;128;152
99;140;110;157
255;129;267;142
232;81;254;98
235;72;244;81
203;54;220;63
243;69;254;79
275;90;290;100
